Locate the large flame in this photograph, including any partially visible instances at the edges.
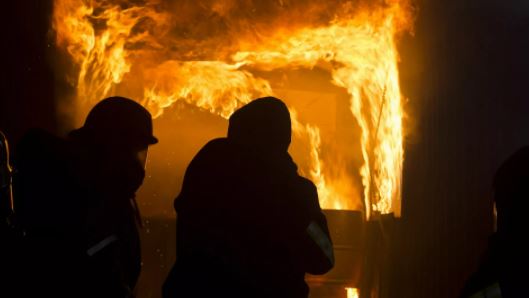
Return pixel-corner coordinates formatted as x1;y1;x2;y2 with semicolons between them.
53;0;412;218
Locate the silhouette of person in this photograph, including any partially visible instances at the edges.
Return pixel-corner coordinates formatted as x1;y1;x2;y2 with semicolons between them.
460;146;529;298
1;131;14;226
163;97;334;298
0;131;21;298
13;97;157;298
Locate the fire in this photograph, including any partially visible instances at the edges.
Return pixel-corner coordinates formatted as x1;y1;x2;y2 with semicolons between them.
53;1;168;105
346;287;360;298
52;0;412;218
142;61;273;118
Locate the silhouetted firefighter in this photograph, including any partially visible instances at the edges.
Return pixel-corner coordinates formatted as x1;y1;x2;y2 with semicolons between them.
163;97;334;298
460;147;529;298
0;131;14;227
0;131;20;297
13;97;157;298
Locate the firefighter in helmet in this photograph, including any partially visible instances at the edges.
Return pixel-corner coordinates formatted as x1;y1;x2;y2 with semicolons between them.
14;96;157;297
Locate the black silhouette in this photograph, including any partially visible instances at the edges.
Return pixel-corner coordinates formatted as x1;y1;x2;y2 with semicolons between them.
163;97;334;298
1;131;14;225
13;97;157;298
460;147;529;298
0;131;21;297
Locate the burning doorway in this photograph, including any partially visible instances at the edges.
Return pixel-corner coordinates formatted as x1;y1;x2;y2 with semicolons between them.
52;0;413;297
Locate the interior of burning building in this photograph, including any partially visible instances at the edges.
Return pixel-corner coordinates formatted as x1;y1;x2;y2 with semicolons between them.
2;0;529;297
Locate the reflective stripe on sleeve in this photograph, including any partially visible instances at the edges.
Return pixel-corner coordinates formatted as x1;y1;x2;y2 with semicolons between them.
306;221;334;265
469;282;502;298
87;234;118;257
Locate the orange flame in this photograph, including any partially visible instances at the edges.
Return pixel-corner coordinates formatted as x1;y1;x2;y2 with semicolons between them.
54;1;169;104
53;0;412;218
346;287;360;298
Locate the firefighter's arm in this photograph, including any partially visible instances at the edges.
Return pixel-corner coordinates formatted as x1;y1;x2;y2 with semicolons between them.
306;217;334;270
302;211;334;275
86;235;134;297
289;178;334;275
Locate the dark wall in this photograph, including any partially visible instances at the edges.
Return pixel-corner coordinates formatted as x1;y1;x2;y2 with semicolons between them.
0;0;56;145
395;1;529;297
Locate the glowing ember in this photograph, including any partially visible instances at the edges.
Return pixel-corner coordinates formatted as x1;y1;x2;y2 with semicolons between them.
52;0;412;217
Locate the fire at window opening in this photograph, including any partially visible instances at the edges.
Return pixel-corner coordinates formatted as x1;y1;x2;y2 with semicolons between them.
52;0;413;219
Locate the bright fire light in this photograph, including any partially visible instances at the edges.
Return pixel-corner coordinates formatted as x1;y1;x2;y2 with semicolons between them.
52;0;412;218
346;287;360;298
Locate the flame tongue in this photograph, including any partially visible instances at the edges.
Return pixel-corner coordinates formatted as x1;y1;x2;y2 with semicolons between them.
230;6;408;216
53;0;411;217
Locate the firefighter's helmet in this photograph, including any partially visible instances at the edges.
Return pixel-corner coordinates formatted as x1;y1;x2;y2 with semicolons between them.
70;96;158;148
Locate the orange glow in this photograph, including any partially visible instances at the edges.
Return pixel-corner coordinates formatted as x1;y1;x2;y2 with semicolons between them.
53;0;412;217
346;287;360;298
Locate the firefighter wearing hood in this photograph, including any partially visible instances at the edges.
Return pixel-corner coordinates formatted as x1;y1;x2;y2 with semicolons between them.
164;97;334;298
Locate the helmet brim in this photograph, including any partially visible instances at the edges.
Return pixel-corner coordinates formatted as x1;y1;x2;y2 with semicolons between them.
147;136;158;145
